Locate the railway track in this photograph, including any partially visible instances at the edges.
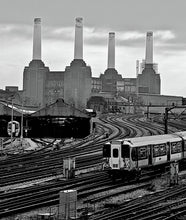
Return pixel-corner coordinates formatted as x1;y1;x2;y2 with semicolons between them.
0;172;111;218
0;115;122;187
0;169;167;218
154;115;186;132
1;113;185;218
92;181;186;220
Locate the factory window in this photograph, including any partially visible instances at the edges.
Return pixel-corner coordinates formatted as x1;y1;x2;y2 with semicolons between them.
130;86;136;92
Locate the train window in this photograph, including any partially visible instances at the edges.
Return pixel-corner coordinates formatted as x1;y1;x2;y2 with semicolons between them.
153;144;166;157
113;148;118;158
121;145;130;158
103;144;111;157
137;146;147;160
184;141;186;151
171;142;182;154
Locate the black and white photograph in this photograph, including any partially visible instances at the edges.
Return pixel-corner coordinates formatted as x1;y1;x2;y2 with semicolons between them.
1;0;186;219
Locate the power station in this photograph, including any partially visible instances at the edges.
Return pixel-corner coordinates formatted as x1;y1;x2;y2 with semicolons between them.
23;17;91;109
1;17;184;113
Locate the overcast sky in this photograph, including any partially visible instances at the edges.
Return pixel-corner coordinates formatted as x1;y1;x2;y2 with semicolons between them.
1;0;186;97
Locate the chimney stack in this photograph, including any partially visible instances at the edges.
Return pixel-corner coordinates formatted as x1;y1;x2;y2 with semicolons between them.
33;18;41;60
74;17;83;60
108;32;115;68
145;31;153;64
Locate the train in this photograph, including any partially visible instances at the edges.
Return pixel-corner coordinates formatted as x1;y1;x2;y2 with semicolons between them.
102;131;186;180
7;120;20;137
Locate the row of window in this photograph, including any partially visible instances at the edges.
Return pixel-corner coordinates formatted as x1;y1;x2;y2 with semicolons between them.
132;141;184;160
103;141;185;161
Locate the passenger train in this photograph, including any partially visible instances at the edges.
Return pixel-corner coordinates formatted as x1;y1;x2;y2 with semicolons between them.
103;131;186;179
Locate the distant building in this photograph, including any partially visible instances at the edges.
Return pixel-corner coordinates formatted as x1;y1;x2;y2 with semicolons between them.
23;18;91;110
137;32;161;95
0;87;22;105
91;32;137;101
137;64;161;94
20;20;184;112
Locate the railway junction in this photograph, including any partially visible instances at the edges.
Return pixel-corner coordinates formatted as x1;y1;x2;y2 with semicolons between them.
1;7;186;220
0;112;186;219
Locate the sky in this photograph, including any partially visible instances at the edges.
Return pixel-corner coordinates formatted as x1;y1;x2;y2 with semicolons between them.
0;0;186;97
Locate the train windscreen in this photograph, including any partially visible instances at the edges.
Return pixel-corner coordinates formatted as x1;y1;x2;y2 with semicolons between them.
121;144;130;158
103;144;111;157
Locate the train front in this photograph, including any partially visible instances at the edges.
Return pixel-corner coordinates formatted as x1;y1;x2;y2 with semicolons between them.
102;140;132;179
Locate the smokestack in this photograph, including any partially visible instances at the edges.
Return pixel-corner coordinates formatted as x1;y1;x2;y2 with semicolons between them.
108;32;115;68
74;17;83;60
145;31;153;64
33;18;41;60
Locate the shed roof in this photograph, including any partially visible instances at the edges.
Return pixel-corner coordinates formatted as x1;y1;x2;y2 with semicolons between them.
31;99;89;118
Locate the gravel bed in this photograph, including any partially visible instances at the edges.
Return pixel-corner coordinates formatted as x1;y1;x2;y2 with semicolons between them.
2;171;186;219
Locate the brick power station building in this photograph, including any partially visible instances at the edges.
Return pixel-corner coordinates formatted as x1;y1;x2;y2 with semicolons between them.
2;18;183;113
23;18;91;110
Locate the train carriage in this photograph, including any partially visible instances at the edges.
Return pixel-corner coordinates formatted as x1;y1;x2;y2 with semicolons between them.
103;132;185;180
175;131;186;158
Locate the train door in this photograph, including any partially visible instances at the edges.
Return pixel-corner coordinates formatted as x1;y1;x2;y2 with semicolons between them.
183;140;186;158
181;138;185;159
110;141;121;169
148;145;152;165
121;144;130;169
167;142;170;162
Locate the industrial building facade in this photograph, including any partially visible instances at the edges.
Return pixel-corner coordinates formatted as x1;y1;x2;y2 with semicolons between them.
21;18;163;111
3;18;182;114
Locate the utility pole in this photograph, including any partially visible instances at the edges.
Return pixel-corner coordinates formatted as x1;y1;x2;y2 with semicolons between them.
164;105;178;134
0;138;3;156
164;107;168;134
147;105;150;119
20;99;24;146
11;98;14;148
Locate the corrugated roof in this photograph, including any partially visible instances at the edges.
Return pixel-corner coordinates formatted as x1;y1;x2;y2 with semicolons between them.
31;99;89;118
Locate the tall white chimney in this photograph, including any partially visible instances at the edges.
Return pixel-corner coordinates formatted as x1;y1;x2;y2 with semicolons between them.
33;18;41;60
145;31;153;64
108;32;115;68
74;17;83;60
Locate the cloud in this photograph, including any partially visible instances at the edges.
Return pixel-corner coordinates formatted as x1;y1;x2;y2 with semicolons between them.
154;30;175;40
0;23;177;48
0;24;32;40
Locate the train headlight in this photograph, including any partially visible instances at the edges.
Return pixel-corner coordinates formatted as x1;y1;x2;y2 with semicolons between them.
103;158;110;169
104;163;110;168
123;158;130;168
